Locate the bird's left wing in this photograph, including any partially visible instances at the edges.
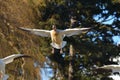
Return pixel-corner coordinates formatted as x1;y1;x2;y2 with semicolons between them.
1;54;32;64
98;65;120;70
18;27;51;37
61;28;91;37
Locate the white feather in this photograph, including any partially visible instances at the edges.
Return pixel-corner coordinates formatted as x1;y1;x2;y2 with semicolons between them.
19;27;91;49
50;41;67;49
1;54;24;64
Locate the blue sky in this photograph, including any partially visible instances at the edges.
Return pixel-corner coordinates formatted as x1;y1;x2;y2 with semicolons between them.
41;68;53;80
41;62;54;80
94;15;120;44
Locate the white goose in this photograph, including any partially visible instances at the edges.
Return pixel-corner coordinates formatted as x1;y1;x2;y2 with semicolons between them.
0;54;31;80
98;56;120;73
19;25;91;53
97;55;120;80
97;63;120;80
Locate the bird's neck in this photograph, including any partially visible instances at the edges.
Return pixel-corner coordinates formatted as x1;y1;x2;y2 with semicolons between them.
53;29;57;31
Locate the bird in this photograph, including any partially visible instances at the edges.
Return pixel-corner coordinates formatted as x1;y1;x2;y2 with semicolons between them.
0;54;32;80
97;55;120;74
96;56;120;80
18;25;91;53
96;64;120;80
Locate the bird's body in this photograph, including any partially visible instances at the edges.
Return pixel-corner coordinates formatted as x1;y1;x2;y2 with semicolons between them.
19;25;91;50
50;29;63;48
0;54;31;80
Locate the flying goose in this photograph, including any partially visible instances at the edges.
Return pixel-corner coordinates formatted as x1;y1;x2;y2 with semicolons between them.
19;25;91;53
97;65;120;80
97;55;120;74
97;56;120;80
0;54;31;80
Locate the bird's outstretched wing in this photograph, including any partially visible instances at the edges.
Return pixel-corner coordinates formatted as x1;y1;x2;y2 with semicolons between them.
1;54;32;64
61;28;91;37
98;65;120;70
18;27;51;37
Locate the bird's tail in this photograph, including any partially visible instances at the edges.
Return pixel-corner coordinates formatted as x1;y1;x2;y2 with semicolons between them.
3;74;9;80
50;41;67;49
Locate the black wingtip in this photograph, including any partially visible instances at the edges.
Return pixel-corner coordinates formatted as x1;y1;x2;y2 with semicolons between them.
14;54;33;60
17;27;32;33
17;27;23;30
17;27;25;31
90;26;98;29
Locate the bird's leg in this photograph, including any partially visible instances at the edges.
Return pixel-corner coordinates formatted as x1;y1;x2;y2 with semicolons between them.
52;48;54;54
60;48;63;54
0;73;2;79
0;71;3;79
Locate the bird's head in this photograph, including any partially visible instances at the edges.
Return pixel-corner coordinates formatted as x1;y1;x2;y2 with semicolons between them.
52;24;57;31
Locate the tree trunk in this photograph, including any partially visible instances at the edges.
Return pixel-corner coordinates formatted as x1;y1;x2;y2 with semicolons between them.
68;45;73;80
21;58;25;80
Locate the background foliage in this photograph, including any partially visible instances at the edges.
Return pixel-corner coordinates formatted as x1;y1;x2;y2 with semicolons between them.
0;0;120;80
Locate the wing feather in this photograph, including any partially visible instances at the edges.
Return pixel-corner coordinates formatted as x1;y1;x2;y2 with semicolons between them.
19;27;51;37
1;54;31;64
61;28;91;37
100;65;120;69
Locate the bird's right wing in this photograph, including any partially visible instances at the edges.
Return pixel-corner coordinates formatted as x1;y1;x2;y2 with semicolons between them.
1;54;32;64
18;27;51;37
